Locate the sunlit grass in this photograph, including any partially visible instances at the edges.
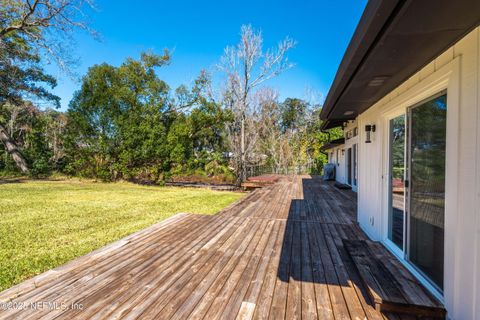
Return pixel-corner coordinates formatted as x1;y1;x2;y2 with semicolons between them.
0;179;243;291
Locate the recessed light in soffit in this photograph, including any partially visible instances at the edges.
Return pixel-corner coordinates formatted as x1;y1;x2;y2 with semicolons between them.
368;76;390;87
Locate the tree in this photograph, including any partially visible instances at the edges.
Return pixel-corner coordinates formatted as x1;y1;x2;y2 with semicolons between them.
303;107;343;173
281;98;307;132
0;0;96;72
43;108;68;167
0;0;94;173
0;102;66;175
280;98;309;171
0;35;60;172
219;24;295;183
65;52;171;181
64;55;236;183
255;93;343;175
0;123;29;172
256;88;283;171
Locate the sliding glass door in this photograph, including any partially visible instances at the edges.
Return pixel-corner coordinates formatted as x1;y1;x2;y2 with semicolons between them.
407;93;447;291
387;93;446;292
347;148;352;185
353;144;357;187
388;115;406;250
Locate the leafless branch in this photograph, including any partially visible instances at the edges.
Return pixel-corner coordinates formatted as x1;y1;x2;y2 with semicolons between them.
0;0;97;76
218;24;295;182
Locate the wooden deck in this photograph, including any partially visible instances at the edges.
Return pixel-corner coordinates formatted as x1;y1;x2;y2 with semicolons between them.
0;175;443;319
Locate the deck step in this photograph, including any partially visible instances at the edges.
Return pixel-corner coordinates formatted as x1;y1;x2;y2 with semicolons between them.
343;240;446;319
334;182;352;190
240;182;266;189
241;175;280;189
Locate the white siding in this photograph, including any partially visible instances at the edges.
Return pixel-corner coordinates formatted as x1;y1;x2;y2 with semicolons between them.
327;120;359;190
342;120;359;191
328;145;345;184
356;27;480;319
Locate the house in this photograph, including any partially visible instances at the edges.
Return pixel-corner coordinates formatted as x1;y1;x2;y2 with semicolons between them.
320;1;480;318
321;121;359;192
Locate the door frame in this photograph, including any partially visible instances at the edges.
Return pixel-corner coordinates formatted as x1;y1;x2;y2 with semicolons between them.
378;57;460;303
383;109;408;260
346;147;352;186
353;143;358;189
344;145;358;192
382;102;446;301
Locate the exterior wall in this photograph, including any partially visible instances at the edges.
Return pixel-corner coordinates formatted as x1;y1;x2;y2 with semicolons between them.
356;27;480;319
326;120;359;191
327;145;345;183
341;120;359;191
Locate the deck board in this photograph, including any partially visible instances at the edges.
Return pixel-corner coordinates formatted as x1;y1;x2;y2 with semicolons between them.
0;175;444;319
344;240;446;318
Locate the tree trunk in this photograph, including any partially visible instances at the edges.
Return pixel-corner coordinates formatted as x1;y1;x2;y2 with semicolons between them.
239;116;246;184
0;124;29;173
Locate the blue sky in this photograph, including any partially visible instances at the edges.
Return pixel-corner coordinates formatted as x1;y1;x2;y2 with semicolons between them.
47;0;367;110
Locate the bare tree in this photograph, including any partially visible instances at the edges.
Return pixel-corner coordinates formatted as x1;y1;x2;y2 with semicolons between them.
219;24;295;183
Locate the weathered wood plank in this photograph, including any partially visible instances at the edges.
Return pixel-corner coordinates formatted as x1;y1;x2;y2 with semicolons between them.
310;221;351;319
368;241;442;308
0;212;192;303
177;217;271;319
343;240;446;318
285;221;302;320
343;240;408;305
1;214;207;319
205;220;276;320
0;175;445;320
129;218;262;320
299;221;318;320
331;224;384;320
322;224;366;319
251;221;287;320
82;216;238;320
220;220;282;319
306;222;334;320
46;216;239;320
268;218;294;319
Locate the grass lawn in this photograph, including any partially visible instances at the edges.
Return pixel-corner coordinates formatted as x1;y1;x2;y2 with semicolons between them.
0;179;243;291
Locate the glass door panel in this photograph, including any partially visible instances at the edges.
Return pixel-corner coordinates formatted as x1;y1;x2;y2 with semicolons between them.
353;144;357;186
388;115;406;250
408;94;446;291
347;148;352;185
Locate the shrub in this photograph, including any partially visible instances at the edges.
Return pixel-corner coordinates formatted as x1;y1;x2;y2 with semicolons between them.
30;159;51;177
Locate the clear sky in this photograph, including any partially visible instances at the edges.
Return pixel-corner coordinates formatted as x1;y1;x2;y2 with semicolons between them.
47;0;368;110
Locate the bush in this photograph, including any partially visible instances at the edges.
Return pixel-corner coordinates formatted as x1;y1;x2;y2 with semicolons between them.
30;159;51;178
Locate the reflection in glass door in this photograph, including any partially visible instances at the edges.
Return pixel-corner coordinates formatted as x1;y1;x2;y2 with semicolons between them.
407;93;447;291
347;148;352;185
353;144;357;187
388;115;406;250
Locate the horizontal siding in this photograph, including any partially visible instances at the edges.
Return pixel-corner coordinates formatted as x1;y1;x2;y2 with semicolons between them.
355;27;480;319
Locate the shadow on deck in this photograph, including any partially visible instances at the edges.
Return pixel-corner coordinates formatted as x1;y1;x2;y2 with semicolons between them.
276;177;445;319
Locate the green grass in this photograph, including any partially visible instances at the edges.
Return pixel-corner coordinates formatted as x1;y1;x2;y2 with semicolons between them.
0;179;243;291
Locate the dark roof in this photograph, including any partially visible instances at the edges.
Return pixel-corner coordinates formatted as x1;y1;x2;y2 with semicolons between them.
320;0;480;130
320;138;345;151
